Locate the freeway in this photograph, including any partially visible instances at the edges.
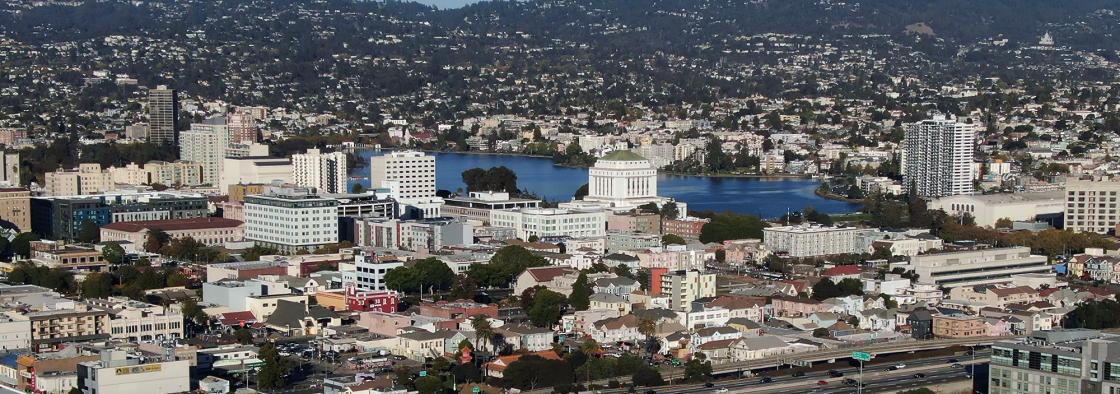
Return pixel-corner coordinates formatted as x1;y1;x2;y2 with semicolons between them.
708;337;998;374
642;353;987;394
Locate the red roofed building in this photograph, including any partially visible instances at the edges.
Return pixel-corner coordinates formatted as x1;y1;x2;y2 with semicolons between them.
216;311;258;329
482;351;562;378
513;266;578;296
822;265;862;283
100;217;244;246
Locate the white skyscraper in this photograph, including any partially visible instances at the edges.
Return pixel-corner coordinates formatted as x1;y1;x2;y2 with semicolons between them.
903;114;976;198
180;118;229;186
370;151;436;200
292;148;348;194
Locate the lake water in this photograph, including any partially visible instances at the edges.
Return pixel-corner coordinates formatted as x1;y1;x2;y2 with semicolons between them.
348;151;862;219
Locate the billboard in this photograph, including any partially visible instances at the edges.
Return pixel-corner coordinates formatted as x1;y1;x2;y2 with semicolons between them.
114;364;162;376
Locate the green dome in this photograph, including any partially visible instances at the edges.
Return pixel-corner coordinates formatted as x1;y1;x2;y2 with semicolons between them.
599;150;646;161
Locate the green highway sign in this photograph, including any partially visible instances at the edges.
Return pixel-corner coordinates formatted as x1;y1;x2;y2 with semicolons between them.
853;352;872;362
473;388;481;393
419;371;427;377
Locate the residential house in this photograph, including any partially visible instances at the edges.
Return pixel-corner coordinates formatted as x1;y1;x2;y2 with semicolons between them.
907;310;934;340
394;330;447;361
589;293;631;317
588;315;641;343
932;314;989;338
690;326;742;348
731;336;808;361
857;309;897;331
513;266;578;296
770;296;824;317
949;285;1041;309
822;265;862;283
694;338;736;362
593;277;641;300
482;351;562;379
705;295;766;322
725;318;763;336
493;325;553;353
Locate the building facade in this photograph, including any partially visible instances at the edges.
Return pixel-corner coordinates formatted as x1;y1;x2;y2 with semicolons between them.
100;218;245;247
243;186;339;253
489;208;606;240
293;148;348;194
442;191;541;222
903;113;976;198
370;151;435;200
889;247;1050;288
179;118;230;186
43;164;113;196
1065;179;1120;234
582;151;660;209
762;225;869;258
147;86;178;145
660;270;716;312
0;187;31;232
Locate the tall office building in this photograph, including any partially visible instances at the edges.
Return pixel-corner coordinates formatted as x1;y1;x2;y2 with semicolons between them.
147;85;178;145
1064;179;1120;234
370;151;435;200
243;186;339;253
179;118;230;186
903;113;976;198
227;112;258;144
0;152;18;186
293;148;348;194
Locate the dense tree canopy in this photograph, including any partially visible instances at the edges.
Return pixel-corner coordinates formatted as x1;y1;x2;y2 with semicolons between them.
462;166;518;194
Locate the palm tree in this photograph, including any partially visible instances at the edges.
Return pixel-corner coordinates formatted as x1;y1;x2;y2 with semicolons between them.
471;314;493;353
637;314;657;358
580;338;602;356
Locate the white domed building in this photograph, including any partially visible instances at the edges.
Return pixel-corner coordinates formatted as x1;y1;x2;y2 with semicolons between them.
564;150;685;212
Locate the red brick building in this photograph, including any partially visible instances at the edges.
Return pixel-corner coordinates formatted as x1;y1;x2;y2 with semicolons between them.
419;300;498;319
662;217;710;238
346;286;400;313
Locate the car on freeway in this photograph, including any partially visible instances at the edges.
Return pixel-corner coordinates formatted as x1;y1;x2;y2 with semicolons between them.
759;377;773;383
895;364;906;369
645;390;656;394
887;366;899;371
965;374;974;379
829;371;844;378
952;363;963;368
913;373;926;378
704;383;714;388
843;379;857;385
948;358;959;363
817;381;828;385
792;371;805;377
716;388;728;393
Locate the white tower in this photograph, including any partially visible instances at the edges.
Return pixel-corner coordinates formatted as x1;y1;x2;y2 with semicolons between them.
903;113;976;198
292;148;348;194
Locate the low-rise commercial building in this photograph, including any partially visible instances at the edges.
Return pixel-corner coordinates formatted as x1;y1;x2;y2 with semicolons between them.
490;208;606;240
100;217;244;246
30;192;209;240
86;297;184;341
442;191;541;222
244;186;339;253
889;247;1051;288
77;350;189;394
932;314;988;338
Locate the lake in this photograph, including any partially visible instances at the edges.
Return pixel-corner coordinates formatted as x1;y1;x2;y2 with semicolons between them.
348;151;862;219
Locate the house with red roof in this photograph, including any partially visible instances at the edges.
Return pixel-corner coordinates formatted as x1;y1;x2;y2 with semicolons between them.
822;265;862;283
482;351;562;378
513;266;577;296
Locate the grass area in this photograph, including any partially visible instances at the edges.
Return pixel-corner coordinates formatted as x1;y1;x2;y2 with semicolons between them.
831;212;872;223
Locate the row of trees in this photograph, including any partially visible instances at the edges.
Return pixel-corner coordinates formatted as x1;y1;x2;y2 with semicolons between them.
7;261;190;301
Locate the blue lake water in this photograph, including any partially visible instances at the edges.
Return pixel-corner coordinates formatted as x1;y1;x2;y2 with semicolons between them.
348;151;862;219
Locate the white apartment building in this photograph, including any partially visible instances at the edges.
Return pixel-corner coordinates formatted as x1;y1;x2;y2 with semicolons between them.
762;225;869;258
0;316;30;350
1064;179;1120;234
903;113;976;198
349;249;404;292
87;297;184;341
293;148;348;194
660;270;716;312
243;186;339;253
180;118;230;186
888;247;1050;288
370;151;435;200
490;208;607;240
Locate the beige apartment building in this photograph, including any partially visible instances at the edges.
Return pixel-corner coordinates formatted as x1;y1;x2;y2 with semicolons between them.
0;187;31;232
14;306;111;352
932;314;989;339
100;218;244;246
44;163;113;196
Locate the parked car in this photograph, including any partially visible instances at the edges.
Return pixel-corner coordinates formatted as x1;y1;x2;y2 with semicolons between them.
759;378;773;383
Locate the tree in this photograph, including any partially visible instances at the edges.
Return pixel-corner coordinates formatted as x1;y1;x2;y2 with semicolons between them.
995;217;1014;228
632;367;664;387
574;183;589;200
661;234;687;246
235;328;255;344
384;266;421;293
474;245;550;288
695;211;769;243
462;166;518;194
352;183;367;193
11;232;39;258
811;280;842;300
569;273;591;311
145;228;171;253
812;327;831;338
257;343;289;389
395;367;414;388
80;272;112;299
415;376;444;394
471;314;493;353
661;202;680;220
181;298;209;325
101;243;125;265
414;257;455;292
681;356;713;382
528;288;566;328
448;275;478;301
77;219;101;243
836;278;865;296
502;355;574;390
